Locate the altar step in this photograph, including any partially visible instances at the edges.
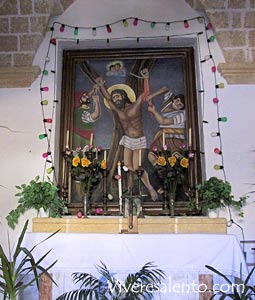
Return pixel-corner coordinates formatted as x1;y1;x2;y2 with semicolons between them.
32;216;227;234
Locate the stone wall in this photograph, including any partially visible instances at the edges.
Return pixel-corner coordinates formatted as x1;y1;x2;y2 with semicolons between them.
186;0;255;83
0;0;254;86
187;0;255;63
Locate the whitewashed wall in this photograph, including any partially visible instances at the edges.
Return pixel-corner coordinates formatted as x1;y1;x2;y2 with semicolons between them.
0;0;254;258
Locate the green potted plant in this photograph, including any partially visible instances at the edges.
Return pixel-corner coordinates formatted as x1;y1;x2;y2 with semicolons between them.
205;264;255;299
56;261;165;300
6;176;67;229
0;220;58;300
188;177;247;217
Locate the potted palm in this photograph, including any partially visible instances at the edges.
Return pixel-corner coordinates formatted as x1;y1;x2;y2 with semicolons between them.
0;220;58;300
6;176;67;229
188;177;247;217
56;261;165;300
205;264;255;299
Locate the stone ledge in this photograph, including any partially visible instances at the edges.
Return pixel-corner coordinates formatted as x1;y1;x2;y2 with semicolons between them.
0;66;41;88
218;62;255;84
1;63;254;87
32;217;227;234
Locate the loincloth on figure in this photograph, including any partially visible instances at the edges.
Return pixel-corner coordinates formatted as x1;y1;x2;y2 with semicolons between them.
119;135;147;150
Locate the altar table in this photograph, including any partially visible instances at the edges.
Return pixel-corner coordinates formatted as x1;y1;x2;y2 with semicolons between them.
20;233;248;300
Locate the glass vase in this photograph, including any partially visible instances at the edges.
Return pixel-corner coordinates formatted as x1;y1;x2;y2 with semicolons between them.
168;192;176;217
83;193;89;217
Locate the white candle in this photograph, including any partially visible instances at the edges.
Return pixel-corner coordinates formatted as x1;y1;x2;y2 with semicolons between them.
104;150;107;168
162;132;166;149
138;149;141;167
117;161;122;209
188;128;192;147
66;130;69;149
90;132;93;145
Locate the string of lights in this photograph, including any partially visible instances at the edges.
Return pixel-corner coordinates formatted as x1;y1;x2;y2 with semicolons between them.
38;15;227;188
197;17;227;182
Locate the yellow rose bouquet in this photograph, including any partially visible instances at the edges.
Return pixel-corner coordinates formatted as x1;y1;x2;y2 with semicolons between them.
153;145;190;215
67;145;106;203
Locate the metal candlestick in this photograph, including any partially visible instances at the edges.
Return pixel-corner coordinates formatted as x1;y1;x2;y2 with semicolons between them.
102;169;109;215
162;182;169;215
136;167;144;218
62;150;70;203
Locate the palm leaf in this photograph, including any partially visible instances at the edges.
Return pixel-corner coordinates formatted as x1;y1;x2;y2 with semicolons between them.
205;264;255;300
205;265;233;285
0;220;58;298
56;261;165;300
12;219;29;261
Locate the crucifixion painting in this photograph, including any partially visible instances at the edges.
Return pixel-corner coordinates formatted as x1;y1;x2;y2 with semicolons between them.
61;48;201;215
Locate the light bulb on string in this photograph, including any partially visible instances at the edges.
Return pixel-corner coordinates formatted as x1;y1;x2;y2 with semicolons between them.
133;18;138;26
60;24;65;32
165;22;170;30
38;133;47;140
206;23;213;30
40;87;49;92
216;83;224;89
214;148;222;155
50;38;56;45
45;57;50;62
47;166;54;174
218;117;227;122
184;20;189;28
106;24;112;33
213;97;219;104
42;152;51;158
44;118;52;123
92;27;97;36
122;19;128;27
197;17;204;24
73;27;79;36
41;100;48;105
47;26;54;32
207;35;215;42
214;164;224;170
211;66;217;72
200;54;212;63
42;70;48;75
150;22;156;28
211;132;220;137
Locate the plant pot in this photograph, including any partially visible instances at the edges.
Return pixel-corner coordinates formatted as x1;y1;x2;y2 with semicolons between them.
37;207;49;218
207;208;219;218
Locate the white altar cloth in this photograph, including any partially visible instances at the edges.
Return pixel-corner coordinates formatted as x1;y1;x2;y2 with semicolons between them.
21;233;248;300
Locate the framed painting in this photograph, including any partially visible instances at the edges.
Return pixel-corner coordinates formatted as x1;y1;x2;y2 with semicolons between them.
59;47;202;216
